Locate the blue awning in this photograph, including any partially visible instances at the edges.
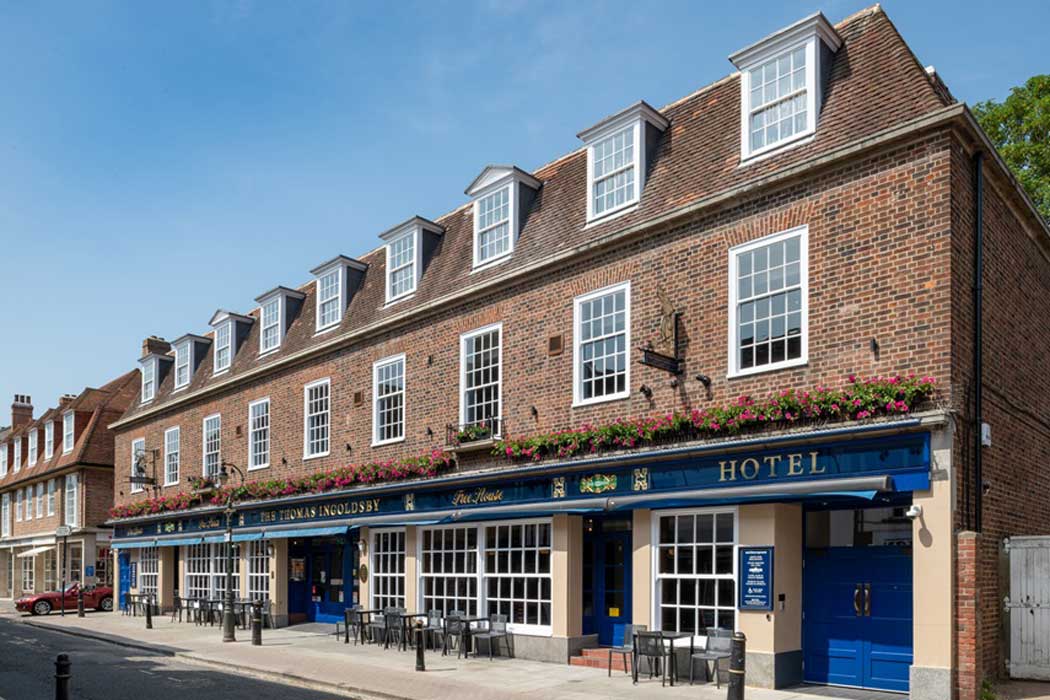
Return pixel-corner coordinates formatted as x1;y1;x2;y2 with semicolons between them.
157;537;205;547
112;540;156;549
232;532;263;542
261;525;348;540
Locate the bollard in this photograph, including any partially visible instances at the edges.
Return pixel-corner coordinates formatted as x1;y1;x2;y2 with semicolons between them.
251;602;262;646
77;588;85;618
415;621;426;672
145;595;153;630
54;654;71;700
727;631;746;700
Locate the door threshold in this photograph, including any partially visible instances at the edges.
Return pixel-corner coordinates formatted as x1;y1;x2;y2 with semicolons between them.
793;681;908;698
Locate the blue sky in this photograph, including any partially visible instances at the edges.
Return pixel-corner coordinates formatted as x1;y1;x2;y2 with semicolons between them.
0;0;1045;418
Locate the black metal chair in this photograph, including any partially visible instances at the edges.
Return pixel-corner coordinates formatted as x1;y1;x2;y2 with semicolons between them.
608;623;645;677
442;610;465;656
424;610;443;650
471;614;509;660
689;629;733;687
170;595;183;623
633;631;673;686
338;606;363;643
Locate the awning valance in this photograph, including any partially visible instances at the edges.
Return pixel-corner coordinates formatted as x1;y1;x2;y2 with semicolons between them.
17;545;55;558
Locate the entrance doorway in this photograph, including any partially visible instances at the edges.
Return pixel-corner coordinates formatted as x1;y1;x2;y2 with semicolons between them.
288;536;352;624
803;506;913;693
582;515;632;646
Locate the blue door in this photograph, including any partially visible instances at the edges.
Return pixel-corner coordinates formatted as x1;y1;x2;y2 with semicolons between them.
117;552;131;611
582;517;633;646
803;545;913;692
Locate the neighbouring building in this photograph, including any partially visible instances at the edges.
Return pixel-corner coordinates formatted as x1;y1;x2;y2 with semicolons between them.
104;7;1050;699
0;374;137;602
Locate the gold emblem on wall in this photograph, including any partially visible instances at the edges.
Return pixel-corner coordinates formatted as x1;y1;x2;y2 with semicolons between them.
404;494;415;511
633;468;650;492
552;478;566;499
580;474;618;494
163;522;176;533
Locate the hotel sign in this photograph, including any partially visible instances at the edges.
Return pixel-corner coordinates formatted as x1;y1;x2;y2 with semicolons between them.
259;497;381;524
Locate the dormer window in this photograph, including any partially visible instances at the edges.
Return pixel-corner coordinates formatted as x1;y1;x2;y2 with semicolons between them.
254;287;306;355
578;102;668;224
209;310;254;374
174;341;191;389
63;411;74;454
309;255;367;332
379;217;444;304
465;166;541;269
730;12;842;161
141;357;156;402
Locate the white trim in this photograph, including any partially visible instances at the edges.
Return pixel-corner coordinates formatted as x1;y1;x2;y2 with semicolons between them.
472;181;518;268
302;378;331;460
163;426;180;486
173;340;192;390
369;526;407;611
314;265;344;332
586;122;641;223
247;397;271;471
458;322;503;435
46;479;56;516
212;320;234;374
372;354;406;447
259;295;284;355
202;413;222;478
650;506;739;641
572;281;632;407
62;411;74;454
726;224;809;378
384;229;420;304
44;421;54;460
140;357;157;404
28;429;38;467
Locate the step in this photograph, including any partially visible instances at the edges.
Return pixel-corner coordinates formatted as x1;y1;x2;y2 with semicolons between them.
571;647;635;672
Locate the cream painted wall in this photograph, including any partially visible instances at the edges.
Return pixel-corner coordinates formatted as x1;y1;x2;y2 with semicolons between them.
738;503;802;654
271;539;288;620
912;427;953;669
632;509;652;628
357;527;369;608
552;514;582;637
404;526;418;612
158;547;175;609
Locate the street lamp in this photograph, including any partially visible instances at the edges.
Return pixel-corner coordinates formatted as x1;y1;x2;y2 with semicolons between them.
215;461;245;643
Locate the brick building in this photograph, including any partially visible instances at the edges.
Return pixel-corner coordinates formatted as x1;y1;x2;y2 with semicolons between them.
0;372;137;605
104;7;1049;698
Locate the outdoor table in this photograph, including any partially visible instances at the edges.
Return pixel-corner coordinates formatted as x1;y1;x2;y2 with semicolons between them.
394;612;430;651
632;631;694;686
450;615;488;658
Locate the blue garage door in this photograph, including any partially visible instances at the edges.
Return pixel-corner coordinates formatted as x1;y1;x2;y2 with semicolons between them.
803;510;913;692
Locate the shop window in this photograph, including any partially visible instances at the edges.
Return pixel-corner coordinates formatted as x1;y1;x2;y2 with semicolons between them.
139;547;159;597
248;540;270;601
213;544;240;598
421;527;478;617
483;521;552;630
67;543;83;584
185;543;239;599
21;555;34;594
371;530;405;609
656;510;736;634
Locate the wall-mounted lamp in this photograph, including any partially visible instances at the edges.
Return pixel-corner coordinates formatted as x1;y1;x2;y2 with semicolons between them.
870;338;880;358
427;355;433;366
357;539;368;555
426;427;434;437
695;374;712;400
266;542;275;557
281;457;288;466
345;443;352;453
639;384;653;400
530;406;539;419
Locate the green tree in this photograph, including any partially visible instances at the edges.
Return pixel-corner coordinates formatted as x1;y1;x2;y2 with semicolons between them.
974;75;1050;223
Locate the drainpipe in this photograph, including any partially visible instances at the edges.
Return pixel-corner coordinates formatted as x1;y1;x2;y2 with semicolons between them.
972;150;984;532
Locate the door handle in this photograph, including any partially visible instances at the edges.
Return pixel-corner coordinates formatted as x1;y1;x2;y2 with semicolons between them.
853;584;862;616
865;583;871;617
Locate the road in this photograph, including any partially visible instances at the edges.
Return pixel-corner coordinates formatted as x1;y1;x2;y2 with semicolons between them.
0;617;342;700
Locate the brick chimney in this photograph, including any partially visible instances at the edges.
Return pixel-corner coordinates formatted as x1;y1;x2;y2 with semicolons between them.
11;394;32;429
58;394;77;408
141;335;171;358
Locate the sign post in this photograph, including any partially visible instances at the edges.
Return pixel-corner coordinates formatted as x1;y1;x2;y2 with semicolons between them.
56;526;71;617
738;546;774;611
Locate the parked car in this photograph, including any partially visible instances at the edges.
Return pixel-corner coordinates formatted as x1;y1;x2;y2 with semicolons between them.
16;582;113;615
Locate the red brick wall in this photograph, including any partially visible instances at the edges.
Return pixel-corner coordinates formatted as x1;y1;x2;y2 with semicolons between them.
112;131;956;508
83;469;114;529
956;531;980;700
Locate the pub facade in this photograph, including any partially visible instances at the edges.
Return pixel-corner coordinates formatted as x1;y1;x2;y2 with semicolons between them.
106;7;1050;700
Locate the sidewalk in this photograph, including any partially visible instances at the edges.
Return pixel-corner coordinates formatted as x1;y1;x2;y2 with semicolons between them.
16;608;879;700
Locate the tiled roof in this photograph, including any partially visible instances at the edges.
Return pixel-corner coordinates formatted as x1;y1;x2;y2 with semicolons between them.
0;371;138;491
116;5;951;426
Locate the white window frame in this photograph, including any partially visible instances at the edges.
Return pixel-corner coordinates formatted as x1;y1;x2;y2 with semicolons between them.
417;523;481;619
138;547;159;596
315;267;343;332
370;527;406;610
739;41;815;161
726;225;809;378
44;422;54;460
28;430;38;467
572;281;631;407
15;490;22;522
35;482;43;518
202;414;221;478
0;443;6;477
384;230;419;303
130;437;146;494
47;479;55;516
62;411;74;454
164;426;180;486
213;321;233;374
473;185;514;268
173;340;191;390
141;358;157;403
459;323;502;434
303;378;331;459
651;506;739;640
586;124;640;222
247;540;270;600
248;398;271;470
23;487;31;521
260;296;283;355
14;439;21;472
1;493;9;537
372;355;406;447
64;473;78;527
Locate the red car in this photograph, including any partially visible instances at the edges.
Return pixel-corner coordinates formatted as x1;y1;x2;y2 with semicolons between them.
16;583;113;615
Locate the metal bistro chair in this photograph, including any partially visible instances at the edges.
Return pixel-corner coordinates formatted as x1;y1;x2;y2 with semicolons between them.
608;623;645;677
441;610;465;656
424;610;443;650
170;595;183;623
633;631;673;687
689;628;733;688
382;607;406;650
471;613;509;661
335;605;361;642
260;599;276;629
365;609;386;645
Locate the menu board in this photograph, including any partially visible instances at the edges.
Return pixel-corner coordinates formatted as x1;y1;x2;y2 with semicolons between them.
738;547;774;611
